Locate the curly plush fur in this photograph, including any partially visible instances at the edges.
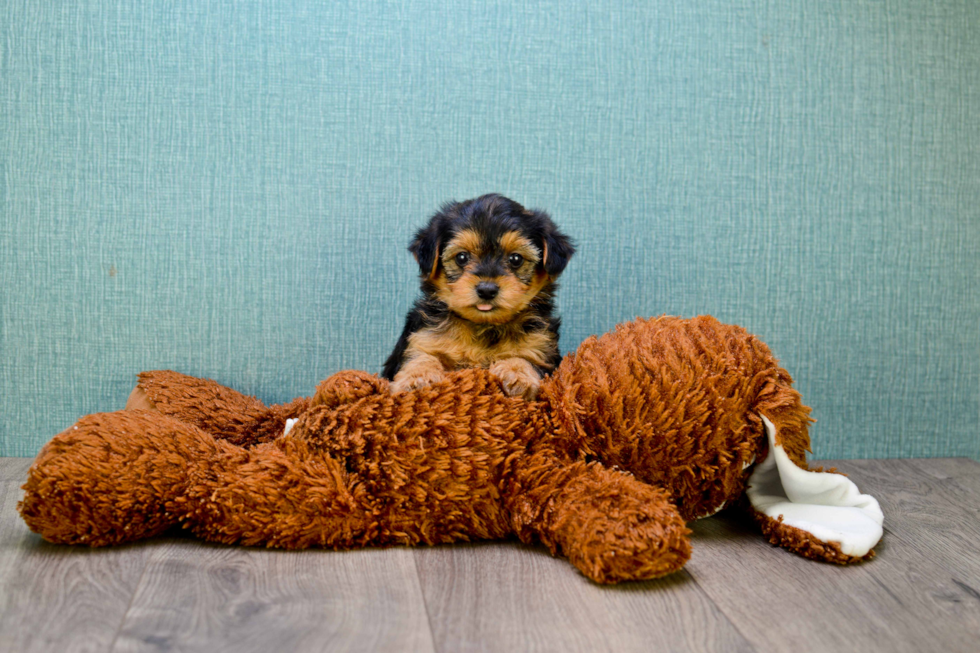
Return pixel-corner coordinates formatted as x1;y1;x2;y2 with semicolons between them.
19;315;876;584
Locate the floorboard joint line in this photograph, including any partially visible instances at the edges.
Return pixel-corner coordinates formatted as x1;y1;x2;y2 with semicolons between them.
681;566;764;653
412;549;441;653
106;548;153;653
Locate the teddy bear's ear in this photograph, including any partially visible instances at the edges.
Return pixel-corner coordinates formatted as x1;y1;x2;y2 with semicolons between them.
408;223;441;280
747;415;884;560
528;209;575;278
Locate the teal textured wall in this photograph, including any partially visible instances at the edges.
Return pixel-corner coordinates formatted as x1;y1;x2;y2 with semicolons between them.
1;1;978;459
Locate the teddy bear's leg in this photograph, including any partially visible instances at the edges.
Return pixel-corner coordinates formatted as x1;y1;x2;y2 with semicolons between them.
508;458;692;584
128;371;313;446
178;436;382;549
19;410;219;546
745;415;883;563
129;370;269;432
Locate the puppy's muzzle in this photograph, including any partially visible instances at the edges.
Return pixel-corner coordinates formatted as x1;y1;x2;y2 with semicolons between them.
476;282;500;300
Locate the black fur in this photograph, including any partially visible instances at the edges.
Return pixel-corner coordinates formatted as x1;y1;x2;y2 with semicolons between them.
382;194;575;380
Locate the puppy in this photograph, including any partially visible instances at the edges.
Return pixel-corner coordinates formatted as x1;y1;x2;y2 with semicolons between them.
382;194;575;399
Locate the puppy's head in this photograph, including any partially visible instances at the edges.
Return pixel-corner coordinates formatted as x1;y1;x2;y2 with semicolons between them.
409;194;575;325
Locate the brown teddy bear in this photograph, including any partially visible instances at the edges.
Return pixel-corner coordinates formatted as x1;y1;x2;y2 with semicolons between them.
18;315;883;584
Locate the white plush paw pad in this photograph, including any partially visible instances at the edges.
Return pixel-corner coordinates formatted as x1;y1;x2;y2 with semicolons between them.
746;415;884;557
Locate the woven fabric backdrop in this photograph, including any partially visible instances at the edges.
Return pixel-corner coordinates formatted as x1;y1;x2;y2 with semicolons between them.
2;0;978;459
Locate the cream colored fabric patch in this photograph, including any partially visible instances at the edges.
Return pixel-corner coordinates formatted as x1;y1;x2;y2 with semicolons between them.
747;416;884;557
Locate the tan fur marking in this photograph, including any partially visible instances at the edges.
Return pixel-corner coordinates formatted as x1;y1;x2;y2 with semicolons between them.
530;268;549;292
406;318;556;370
500;232;541;262
414;239;442;280
491;275;532;315
444;229;482;259
427;239;440;279
492;270;551;321
431;269;453;297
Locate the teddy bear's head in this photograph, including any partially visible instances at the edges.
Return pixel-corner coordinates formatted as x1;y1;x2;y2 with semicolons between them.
540;315;795;519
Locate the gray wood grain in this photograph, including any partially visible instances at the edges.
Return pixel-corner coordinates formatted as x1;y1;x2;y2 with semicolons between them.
821;458;980;647
414;541;753;653
112;540;436;653
909;457;980;505
910;457;980;481
685;458;980;653
0;457;33;481
0;480;150;653
4;457;980;653
823;458;980;588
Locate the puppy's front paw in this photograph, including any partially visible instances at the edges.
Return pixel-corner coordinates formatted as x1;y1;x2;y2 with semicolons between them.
490;358;541;400
390;357;446;394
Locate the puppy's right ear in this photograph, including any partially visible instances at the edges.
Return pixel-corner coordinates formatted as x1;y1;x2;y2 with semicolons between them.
409;223;441;279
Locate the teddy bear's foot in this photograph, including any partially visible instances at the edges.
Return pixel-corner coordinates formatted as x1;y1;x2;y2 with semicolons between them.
312;370;389;409
746;415;883;562
125;385;157;412
19;410;218;546
534;463;692;584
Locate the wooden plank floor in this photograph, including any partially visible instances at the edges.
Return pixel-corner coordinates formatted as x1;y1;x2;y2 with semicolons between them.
1;456;978;653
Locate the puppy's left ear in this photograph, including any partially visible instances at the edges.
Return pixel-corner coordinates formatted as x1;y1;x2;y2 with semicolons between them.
409;224;441;279
530;211;576;278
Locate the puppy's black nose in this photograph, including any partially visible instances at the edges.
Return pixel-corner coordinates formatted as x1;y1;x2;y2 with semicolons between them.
476;281;499;300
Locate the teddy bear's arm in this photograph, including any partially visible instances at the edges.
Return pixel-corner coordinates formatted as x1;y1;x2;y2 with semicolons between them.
506;453;692;584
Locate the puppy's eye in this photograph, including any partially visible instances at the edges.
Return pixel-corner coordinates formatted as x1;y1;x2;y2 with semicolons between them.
507;253;524;268
454;252;470;267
